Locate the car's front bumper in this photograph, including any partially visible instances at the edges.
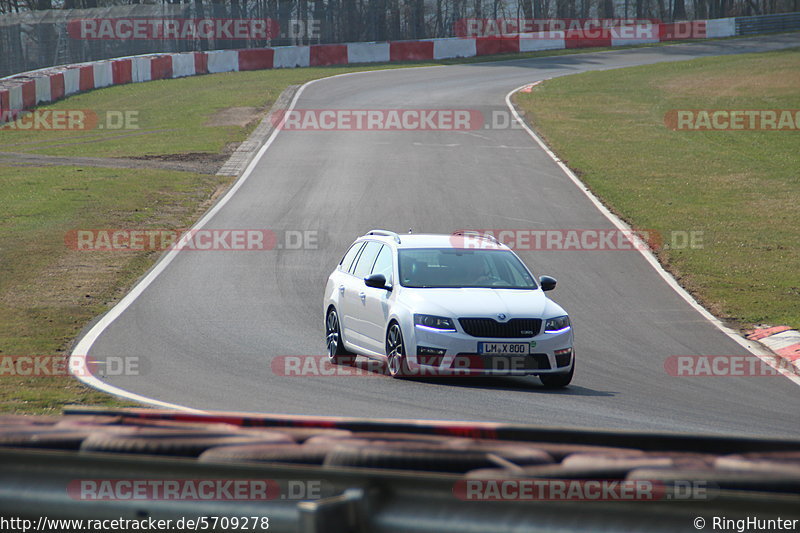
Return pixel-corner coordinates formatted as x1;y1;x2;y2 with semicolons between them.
406;325;574;376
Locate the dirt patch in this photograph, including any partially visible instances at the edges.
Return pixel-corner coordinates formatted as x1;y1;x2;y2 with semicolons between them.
657;56;800;98
132;152;230;163
130;152;229;173
0;151;223;175
205;107;265;128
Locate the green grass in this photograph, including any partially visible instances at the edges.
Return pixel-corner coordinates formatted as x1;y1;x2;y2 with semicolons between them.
515;47;800;330
0;164;232;413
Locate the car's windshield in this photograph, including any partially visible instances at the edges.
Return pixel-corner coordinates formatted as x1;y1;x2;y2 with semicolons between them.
398;248;537;289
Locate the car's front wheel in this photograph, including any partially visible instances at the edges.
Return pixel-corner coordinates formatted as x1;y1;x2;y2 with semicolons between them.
539;361;574;388
385;322;410;378
326;307;354;365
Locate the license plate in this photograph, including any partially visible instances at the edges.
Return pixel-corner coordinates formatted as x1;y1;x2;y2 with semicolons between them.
478;342;531;355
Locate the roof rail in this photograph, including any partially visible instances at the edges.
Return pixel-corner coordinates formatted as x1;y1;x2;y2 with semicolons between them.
366;229;401;244
451;230;500;244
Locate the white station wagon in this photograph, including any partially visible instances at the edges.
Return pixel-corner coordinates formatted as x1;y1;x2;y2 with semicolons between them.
323;230;574;387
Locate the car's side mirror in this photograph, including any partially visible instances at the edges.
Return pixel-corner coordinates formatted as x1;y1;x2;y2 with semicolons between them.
365;273;391;291
539;275;557;292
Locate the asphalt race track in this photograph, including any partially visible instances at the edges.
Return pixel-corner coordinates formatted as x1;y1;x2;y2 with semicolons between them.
78;34;800;437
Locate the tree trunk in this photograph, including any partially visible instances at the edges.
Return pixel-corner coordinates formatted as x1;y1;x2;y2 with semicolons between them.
521;0;533;18
557;0;576;18
411;0;425;38
387;0;400;40
673;0;686;20
313;0;325;43
340;0;359;42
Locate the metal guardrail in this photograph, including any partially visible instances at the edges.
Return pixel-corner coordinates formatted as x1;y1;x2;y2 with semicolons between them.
67;406;800;454
1;409;800;532
64;406;800;454
736;12;800;35
2;447;800;533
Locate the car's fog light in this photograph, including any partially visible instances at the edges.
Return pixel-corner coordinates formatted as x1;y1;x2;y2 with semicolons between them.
554;348;572;367
417;346;446;356
417;346;446;367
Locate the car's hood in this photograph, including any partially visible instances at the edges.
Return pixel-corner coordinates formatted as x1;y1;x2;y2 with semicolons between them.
398;287;566;319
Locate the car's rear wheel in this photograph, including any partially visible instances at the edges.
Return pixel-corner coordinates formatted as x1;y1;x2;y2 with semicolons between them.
386;322;410;378
539;361;574;388
326;307;354;365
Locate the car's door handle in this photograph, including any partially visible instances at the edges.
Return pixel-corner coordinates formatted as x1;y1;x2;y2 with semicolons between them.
339;285;345;294
359;291;366;301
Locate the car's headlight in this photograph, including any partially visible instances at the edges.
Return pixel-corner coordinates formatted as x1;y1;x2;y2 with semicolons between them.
414;314;456;331
544;315;571;333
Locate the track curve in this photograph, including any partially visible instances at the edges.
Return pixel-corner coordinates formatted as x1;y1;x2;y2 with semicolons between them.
75;35;800;437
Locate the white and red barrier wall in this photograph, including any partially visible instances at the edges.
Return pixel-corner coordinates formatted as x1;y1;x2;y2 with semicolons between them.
0;19;735;122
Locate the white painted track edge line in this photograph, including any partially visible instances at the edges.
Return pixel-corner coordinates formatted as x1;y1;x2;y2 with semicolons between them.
68;78;316;411
67;65;444;411
505;84;800;388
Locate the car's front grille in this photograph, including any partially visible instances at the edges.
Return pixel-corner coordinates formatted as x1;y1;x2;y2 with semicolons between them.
458;318;542;338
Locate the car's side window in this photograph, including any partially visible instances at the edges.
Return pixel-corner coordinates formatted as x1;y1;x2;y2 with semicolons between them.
371;245;394;286
352;241;382;279
340;242;365;273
